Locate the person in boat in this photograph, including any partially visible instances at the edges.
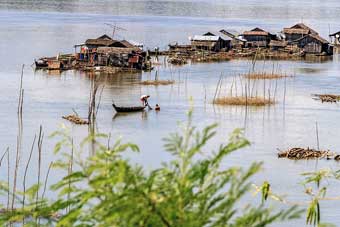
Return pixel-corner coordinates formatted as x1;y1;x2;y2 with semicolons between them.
155;104;160;111
140;95;150;107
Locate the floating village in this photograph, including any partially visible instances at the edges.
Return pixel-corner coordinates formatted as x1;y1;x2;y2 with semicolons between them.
33;22;340;161
36;22;340;73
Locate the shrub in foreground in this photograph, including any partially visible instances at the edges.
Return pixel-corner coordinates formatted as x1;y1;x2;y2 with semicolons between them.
0;110;301;226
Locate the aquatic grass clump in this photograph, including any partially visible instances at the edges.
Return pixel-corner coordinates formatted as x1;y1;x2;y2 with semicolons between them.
139;79;175;86
278;147;335;160
140;70;175;86
213;96;275;106
213;72;278;107
62;115;89;125
312;94;340;103
167;56;187;65
244;72;291;80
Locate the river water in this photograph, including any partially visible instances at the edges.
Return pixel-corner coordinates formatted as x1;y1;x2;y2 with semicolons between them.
1;0;340;225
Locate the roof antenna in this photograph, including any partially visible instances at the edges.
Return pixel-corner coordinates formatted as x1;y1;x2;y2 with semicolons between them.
104;23;127;39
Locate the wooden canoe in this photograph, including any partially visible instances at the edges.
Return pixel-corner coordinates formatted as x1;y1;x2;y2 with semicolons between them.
112;103;146;113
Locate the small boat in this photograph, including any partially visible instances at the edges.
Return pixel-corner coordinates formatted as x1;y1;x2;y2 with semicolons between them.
112;103;146;113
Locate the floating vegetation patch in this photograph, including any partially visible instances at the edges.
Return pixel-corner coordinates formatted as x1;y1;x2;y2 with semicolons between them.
277;147;336;160
62;115;89;125
244;72;292;80
167;57;187;65
213;96;274;106
312;94;340;103
139;80;175;86
192;53;231;62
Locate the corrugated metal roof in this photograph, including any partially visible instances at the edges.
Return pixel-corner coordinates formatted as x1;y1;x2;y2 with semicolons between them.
127;40;144;47
220;29;240;38
236;36;247;42
329;31;340;37
203;31;232;41
193;35;220;41
216;33;232;41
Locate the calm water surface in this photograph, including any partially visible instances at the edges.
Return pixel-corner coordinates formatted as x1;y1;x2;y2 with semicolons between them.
1;1;340;226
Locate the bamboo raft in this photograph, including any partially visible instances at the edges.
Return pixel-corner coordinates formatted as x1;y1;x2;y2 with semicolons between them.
278;147;336;160
62;115;89;125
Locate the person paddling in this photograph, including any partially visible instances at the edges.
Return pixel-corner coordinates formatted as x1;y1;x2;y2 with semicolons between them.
140;95;152;109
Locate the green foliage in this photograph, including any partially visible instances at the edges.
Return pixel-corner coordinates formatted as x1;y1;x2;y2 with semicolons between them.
0;111;302;226
301;168;337;226
261;181;270;204
302;169;332;189
306;198;320;226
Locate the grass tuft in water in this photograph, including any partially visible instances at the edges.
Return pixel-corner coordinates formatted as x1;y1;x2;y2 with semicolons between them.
244;72;291;80
139;80;175;85
213;96;274;106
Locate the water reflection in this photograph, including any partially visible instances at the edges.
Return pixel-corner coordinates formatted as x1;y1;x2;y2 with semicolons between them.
85;70;143;85
296;67;325;74
113;110;148;121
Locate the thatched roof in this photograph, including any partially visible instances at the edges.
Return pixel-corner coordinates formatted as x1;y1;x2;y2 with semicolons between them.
85;34;115;46
292;23;318;34
120;40;135;48
293;34;329;44
85;39;116;46
96;47;141;54
97;34;113;40
308;34;329;44
243;27;269;36
85;36;138;48
283;28;310;35
283;23;318;35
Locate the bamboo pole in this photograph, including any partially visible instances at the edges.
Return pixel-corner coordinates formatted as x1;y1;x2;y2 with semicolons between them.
22;135;36;225
213;73;223;102
12;64;25;212
7;150;10;212
68;138;74;212
36;126;43;225
41;162;53;200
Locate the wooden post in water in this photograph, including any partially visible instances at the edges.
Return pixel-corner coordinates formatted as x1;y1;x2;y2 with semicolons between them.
213;73;223;102
316;122;320;150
